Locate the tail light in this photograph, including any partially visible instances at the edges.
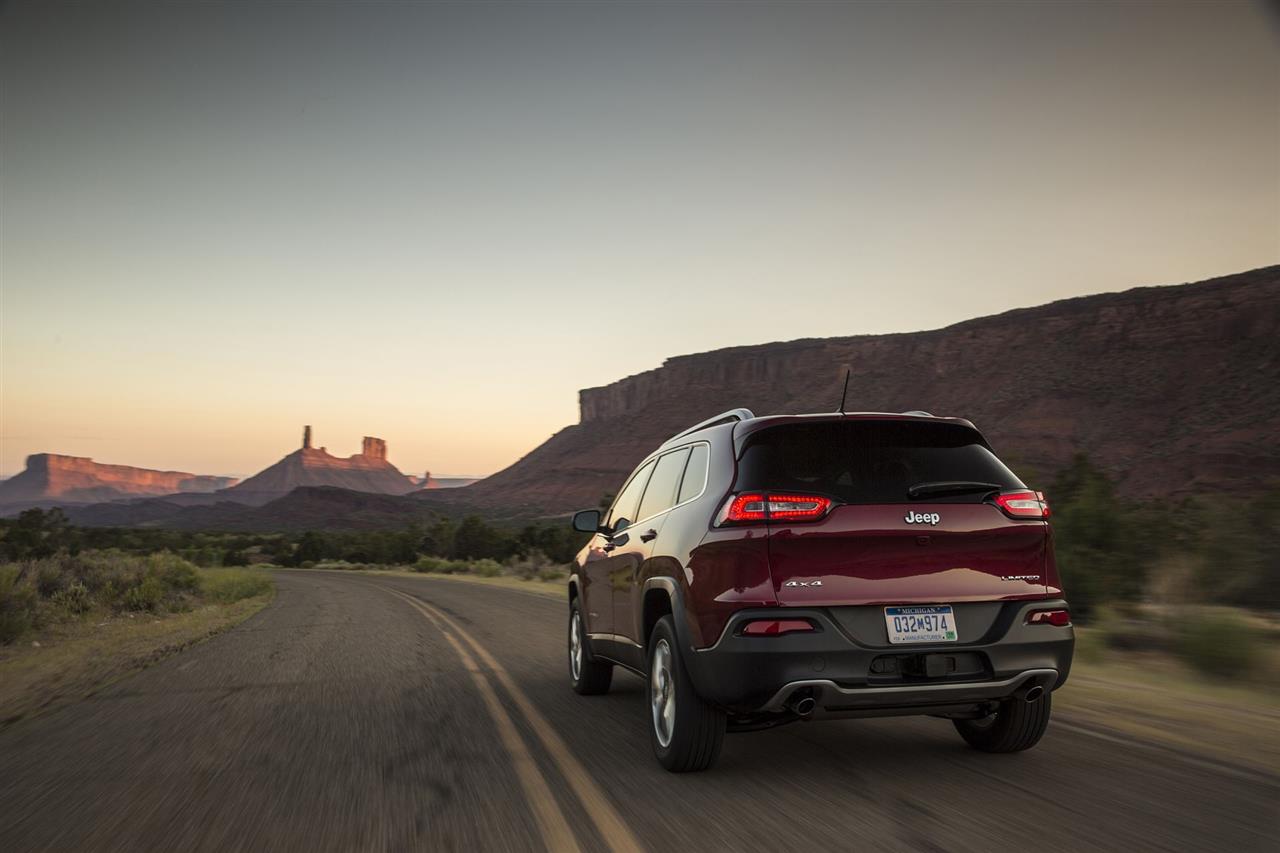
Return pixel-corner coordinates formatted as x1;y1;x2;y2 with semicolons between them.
740;619;816;636
718;492;834;525
992;490;1050;519
1027;608;1071;627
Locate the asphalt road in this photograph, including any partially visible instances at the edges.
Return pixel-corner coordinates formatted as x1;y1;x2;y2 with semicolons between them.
1;571;1276;852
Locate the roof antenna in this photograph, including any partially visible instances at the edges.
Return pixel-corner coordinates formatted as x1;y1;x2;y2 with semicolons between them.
838;368;850;415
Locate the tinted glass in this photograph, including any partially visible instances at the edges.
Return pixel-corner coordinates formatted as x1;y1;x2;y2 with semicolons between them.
677;444;709;504
636;449;690;522
608;460;654;532
736;421;1023;504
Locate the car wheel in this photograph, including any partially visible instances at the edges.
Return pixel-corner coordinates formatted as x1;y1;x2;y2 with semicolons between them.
647;615;726;772
569;599;612;695
953;692;1052;752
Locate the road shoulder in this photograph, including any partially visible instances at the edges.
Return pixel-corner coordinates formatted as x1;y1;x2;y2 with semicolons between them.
0;591;273;728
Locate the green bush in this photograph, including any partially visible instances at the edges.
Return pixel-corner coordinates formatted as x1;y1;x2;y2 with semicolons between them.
201;569;272;604
413;556;448;573
0;565;38;643
1175;611;1261;679
147;552;201;593
122;575;165;611
472;559;503;578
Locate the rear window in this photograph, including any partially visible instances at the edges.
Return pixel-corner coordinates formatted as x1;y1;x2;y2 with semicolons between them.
735;420;1023;504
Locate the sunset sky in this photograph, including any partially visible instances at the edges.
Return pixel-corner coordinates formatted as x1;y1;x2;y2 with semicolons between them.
3;1;1277;480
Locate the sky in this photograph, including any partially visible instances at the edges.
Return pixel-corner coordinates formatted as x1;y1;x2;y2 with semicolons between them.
2;1;1277;480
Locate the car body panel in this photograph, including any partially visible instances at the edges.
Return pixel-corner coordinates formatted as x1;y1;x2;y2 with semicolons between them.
767;503;1050;606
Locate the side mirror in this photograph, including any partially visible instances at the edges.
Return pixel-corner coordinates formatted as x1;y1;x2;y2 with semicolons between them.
571;509;603;533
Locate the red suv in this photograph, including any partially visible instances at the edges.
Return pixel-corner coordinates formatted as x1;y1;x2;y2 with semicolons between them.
568;409;1073;772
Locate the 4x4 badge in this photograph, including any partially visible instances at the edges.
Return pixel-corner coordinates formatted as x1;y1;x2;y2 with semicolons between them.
904;511;941;525
783;580;823;587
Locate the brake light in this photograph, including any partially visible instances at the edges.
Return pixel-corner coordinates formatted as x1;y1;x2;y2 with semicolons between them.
740;619;815;636
993;490;1050;519
1027;608;1071;627
720;492;833;524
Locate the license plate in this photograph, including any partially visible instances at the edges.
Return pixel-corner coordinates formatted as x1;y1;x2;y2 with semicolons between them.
884;605;958;644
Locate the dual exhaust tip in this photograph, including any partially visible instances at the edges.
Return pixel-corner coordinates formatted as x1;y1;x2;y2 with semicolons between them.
782;676;1045;718
785;681;1045;715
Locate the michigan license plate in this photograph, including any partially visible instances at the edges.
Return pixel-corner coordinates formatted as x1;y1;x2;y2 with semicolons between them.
884;605;958;644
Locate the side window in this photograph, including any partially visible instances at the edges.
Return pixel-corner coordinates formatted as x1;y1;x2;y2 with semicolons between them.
607;460;655;533
677;444;709;504
636;448;690;522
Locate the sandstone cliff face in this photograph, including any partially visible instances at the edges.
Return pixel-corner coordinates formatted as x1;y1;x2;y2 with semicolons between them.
454;266;1280;516
0;454;238;508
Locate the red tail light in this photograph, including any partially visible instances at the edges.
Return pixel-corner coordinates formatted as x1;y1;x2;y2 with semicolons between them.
993;490;1050;519
740;619;815;636
720;492;833;524
1027;608;1071;627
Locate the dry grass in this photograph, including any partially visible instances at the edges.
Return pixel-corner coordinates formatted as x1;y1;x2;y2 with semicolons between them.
1058;630;1280;775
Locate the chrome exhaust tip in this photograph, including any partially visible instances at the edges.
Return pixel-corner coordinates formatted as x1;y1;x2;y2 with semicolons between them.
1023;685;1044;703
787;692;817;716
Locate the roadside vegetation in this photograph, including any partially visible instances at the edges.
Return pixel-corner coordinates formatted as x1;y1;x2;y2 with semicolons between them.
0;551;271;646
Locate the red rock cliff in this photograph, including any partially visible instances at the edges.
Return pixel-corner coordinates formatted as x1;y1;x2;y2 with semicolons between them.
455;265;1280;515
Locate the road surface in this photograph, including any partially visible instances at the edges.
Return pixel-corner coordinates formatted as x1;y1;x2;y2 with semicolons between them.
1;570;1275;851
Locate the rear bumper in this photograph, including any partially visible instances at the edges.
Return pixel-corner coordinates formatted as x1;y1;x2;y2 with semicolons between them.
681;599;1074;715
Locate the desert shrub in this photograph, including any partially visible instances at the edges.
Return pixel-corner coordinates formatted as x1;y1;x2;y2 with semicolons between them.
537;566;567;583
147;552;201;593
35;561;68;597
51;581;92;615
202;569;272;604
506;549;553;581
122;575;165;611
441;560;473;575
1175;611;1261;679
0;566;38;643
413;556;448;573
472;559;503;578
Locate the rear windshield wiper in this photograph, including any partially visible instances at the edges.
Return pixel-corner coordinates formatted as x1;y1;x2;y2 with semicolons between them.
907;481;1003;500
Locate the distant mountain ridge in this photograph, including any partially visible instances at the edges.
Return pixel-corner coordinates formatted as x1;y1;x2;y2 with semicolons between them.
2;427;434;517
433;265;1280;517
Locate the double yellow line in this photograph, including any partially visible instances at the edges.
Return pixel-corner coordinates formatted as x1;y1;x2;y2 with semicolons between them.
386;588;643;853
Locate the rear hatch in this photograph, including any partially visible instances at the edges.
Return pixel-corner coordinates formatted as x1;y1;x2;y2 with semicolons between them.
731;418;1050;606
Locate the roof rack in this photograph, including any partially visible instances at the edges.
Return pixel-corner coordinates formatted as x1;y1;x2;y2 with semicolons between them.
663;408;754;445
901;410;934;417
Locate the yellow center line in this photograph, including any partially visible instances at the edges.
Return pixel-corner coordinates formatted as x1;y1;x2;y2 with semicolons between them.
389;588;644;853
390;589;581;853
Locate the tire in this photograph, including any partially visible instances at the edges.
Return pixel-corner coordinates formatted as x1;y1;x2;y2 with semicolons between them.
568;599;612;695
953;692;1052;753
647;615;726;772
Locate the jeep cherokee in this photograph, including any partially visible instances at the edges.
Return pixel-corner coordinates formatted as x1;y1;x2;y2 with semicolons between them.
567;409;1073;772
